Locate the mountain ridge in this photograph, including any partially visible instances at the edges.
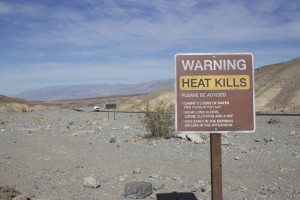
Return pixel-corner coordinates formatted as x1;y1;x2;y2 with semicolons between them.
14;79;174;101
3;57;300;112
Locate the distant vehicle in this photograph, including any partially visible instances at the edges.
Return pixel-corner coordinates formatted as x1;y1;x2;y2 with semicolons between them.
93;106;100;112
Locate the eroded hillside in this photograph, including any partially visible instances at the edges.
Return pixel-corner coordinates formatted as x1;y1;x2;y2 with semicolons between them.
0;95;55;112
255;57;300;111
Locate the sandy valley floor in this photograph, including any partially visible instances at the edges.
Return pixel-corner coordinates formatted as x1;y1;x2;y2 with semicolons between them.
0;109;299;200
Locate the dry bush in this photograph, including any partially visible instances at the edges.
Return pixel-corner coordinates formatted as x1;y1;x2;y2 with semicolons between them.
141;100;174;139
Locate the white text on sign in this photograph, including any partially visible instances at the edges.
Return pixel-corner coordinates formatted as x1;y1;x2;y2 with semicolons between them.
182;59;247;71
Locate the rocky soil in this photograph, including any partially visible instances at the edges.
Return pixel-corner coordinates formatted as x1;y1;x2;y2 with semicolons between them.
0;109;299;200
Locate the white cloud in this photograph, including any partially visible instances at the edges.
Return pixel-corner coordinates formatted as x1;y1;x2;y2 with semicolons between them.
0;0;299;95
5;0;299;50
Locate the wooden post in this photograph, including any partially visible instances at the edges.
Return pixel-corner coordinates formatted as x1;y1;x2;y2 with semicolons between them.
210;133;222;200
107;109;110;119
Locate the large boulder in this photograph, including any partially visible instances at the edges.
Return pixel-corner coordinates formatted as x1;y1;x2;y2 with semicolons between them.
177;133;204;144
83;177;100;188
124;182;153;199
186;133;204;144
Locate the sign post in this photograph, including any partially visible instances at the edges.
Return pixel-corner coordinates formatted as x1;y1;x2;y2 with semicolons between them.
105;104;117;120
175;53;255;200
210;133;222;200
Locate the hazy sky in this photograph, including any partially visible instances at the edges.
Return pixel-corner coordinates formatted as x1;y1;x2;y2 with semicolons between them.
1;0;300;95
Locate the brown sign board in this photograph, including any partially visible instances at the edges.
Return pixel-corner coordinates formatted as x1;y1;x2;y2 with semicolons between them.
105;104;117;109
175;53;255;133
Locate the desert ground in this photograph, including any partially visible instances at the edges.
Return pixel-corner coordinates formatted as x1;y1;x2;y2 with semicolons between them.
0;108;299;200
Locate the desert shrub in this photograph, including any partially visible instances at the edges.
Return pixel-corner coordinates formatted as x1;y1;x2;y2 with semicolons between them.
141;101;175;139
22;106;31;112
0;185;20;200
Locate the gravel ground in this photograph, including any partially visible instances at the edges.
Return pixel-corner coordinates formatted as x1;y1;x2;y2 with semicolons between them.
0;109;299;200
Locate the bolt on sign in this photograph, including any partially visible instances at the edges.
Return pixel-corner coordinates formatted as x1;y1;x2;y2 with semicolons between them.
175;53;255;133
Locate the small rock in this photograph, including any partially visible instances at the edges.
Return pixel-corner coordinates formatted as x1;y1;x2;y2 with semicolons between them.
234;156;240;160
267;117;280;124
119;175;127;182
172;175;181;181
240;185;248;192
242;150;248;154
124;182;153;199
180;183;201;192
133;168;141;174
119;177;126;182
186;133;204;144
153;182;164;190
200;134;208;140
177;133;188;140
123;126;130;130
83;177;100;188
201;184;211;192
267;185;277;193
149;173;160;179
110;137;116;143
12;194;31;200
255;139;261;142
147;140;157;146
289;131;296;136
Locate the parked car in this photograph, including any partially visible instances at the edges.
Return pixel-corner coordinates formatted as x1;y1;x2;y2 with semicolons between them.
93;106;100;112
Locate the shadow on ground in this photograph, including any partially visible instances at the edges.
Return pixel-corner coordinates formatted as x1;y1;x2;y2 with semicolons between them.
156;192;198;200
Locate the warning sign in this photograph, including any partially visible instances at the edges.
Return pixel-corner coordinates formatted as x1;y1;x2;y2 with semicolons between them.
175;53;255;133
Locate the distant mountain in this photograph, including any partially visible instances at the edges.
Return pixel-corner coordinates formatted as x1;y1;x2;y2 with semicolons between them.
11;57;300;112
14;79;174;102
